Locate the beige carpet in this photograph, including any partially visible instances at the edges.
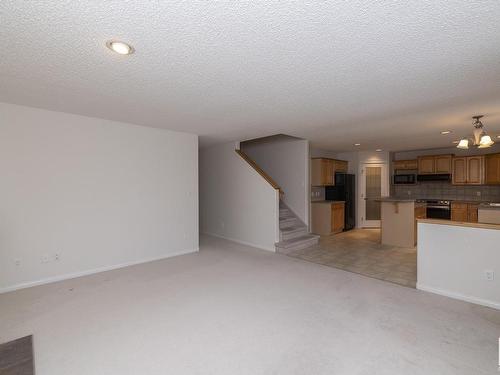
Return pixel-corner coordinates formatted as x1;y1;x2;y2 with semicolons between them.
0;235;498;374
283;229;417;288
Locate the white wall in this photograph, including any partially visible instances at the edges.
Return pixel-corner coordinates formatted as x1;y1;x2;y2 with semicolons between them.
0;103;198;293
200;142;279;251
310;147;338;159
242;138;309;224
417;222;500;310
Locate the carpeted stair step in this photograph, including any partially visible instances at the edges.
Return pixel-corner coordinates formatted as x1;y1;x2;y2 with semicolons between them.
275;234;319;252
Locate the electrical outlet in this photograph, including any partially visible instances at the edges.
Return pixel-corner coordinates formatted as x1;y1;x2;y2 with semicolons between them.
476;191;481;197
485;270;494;281
41;254;50;263
54;253;60;261
14;259;21;266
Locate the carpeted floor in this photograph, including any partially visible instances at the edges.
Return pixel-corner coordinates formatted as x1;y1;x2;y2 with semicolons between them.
282;229;417;288
0;235;498;374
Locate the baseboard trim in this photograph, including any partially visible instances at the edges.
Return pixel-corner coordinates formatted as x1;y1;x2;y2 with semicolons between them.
203;232;276;252
0;247;199;294
416;283;500;310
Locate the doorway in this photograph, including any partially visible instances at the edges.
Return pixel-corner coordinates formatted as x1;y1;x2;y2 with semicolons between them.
359;163;389;228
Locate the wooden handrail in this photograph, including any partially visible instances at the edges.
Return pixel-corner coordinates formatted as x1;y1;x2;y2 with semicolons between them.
235;149;284;196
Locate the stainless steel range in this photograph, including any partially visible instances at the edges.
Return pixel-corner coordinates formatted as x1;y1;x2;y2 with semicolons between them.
417;199;451;220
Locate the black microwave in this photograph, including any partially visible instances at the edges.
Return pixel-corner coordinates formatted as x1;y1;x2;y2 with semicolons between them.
393;174;416;184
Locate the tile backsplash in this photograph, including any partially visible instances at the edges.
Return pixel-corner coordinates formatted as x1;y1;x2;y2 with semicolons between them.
311;186;325;201
393;182;500;202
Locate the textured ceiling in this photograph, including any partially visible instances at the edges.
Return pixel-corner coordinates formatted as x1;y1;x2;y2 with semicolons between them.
1;1;500;151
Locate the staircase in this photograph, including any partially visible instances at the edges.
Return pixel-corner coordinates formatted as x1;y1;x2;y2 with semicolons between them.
235;148;318;253
275;201;319;253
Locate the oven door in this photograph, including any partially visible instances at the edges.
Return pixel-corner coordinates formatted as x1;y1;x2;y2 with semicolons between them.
426;205;451;220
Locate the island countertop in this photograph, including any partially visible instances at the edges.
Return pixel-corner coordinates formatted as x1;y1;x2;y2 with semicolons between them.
417;218;500;230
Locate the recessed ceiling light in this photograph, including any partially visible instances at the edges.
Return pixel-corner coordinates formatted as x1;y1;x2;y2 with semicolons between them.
441;130;451;135
354;143;361;146
375;149;382;152
106;40;134;55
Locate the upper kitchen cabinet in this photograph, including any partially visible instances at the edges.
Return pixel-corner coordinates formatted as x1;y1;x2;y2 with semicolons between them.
333;159;348;173
435;155;453;173
393;159;418;170
452;156;484;185
418;156;435;174
311;158;334;186
486;153;500;185
417;154;452;174
311;158;348;186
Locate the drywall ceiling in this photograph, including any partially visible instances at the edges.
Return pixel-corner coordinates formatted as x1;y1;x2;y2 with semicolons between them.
1;1;500;152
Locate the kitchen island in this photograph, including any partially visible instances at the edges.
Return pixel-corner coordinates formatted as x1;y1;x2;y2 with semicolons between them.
311;201;345;235
378;198;426;247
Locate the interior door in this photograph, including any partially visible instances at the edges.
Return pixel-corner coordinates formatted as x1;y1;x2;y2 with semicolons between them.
360;163;389;228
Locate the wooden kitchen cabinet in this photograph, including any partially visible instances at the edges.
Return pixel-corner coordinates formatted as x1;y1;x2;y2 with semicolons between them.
418;156;436;174
435;155;452;173
452;157;467;184
311;158;333;186
452;156;484;185
486;153;500;184
451;202;468;222
466;156;484;184
331;202;345;233
468;203;479;223
393;159;418;170
311;158;348;186
451;202;478;223
418;154;452;174
414;204;427;246
311;201;345;235
414;205;426;220
334;159;348;173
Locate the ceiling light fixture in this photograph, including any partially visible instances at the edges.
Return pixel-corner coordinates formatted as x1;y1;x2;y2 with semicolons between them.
106;40;134;55
457;115;494;150
354;143;361;146
441;130;451;135
375;149;382;152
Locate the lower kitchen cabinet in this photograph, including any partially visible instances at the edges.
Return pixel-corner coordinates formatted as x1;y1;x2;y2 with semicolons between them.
311;201;345;235
331;202;345;233
451;202;479;223
414;204;427;246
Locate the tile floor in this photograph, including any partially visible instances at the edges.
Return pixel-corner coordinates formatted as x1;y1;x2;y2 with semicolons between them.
283;229;417;288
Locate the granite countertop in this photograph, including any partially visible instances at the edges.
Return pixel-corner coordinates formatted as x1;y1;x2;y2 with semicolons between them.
417;218;500;230
478;203;500;210
376;197;415;202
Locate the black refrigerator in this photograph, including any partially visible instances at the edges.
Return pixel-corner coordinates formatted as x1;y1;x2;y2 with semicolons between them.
325;173;355;231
